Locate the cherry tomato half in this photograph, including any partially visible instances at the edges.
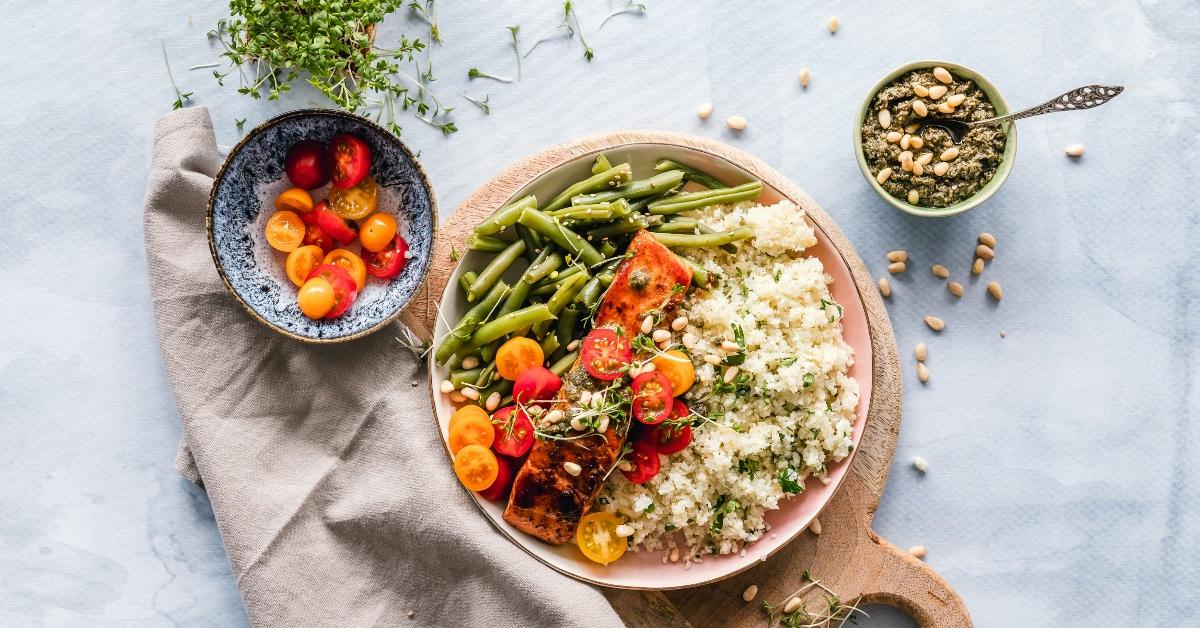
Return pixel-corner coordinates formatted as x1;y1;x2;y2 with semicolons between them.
643;401;693;455
491;406;534;458
631;371;674;425
313;200;359;246
361;235;408;280
512;367;562;406
264;210;305;252
285;140;331;190
285;245;326;287
454;444;499;492
359;213;398;253
323;249;367;291
297;277;336;319
299;212;335;253
477;454;516;501
329;134;372;189
620;440;661;485
580;328;632;381
305;264;358;318
576;512;628;565
327;175;378;220
275;187;314;214
495;336;544;381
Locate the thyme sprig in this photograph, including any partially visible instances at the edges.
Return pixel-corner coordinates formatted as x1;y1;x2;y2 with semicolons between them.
761;571;867;627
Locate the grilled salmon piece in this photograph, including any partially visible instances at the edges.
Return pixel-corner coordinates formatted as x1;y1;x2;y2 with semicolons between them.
503;231;692;544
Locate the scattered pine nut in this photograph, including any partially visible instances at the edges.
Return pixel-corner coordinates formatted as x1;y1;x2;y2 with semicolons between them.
671;316;688;331
721;340;741;353
909;136;925;149
887;250;908;262
652;329;671;343
876;167;894;184
682;332;697;348
912;456;928;472
723;366;740;384
460;387;480;401
449;390;466;403
828;16;840;33
888;261;907;274
460;355;480;369
615;524;635;538
898;150;914;167
563;461;582;476
697;102;713;119
914;342;927;362
987;281;1003;301
809;518;822;535
907;190;920;204
912;162;925;176
937;102;955;114
742;584;759;602
976;244;996;260
669;548;680;563
799;67;811;88
928;85;948;100
725;115;748;130
641;361;657;373
885;131;902;143
917;362;930;383
916;152;933;166
905;122;921;134
784;597;803;614
485;392;501;412
912;99;928;117
931;264;949;279
878;277;892;298
900;134;911;150
439;380;455;394
912;84;929;98
932;66;953;84
924;315;945;331
978;232;997;248
1066;143;1086;157
1000;330;1007;338
947;94;966;107
933;161;950;177
948;281;964;297
940;146;960;161
878;109;892;129
908;545;928;559
703;354;722;365
972;257;985;275
566;339;580;351
641;316;654;335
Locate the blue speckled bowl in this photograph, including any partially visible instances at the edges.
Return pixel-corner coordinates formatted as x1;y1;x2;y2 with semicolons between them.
208;109;437;343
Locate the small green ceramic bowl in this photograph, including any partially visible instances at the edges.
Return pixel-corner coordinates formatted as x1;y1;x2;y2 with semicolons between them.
853;60;1017;217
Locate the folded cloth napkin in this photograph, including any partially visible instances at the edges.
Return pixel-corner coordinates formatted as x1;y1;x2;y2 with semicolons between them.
143;107;624;628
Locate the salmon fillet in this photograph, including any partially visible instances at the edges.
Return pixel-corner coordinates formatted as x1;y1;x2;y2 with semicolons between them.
503;231;693;544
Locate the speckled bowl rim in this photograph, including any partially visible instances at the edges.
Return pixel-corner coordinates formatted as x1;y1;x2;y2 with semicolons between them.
853;60;1017;217
206;108;439;344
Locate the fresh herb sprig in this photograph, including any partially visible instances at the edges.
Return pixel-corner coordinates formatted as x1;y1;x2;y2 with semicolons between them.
408;0;442;43
761;571;867;627
160;40;193;110
601;1;647;28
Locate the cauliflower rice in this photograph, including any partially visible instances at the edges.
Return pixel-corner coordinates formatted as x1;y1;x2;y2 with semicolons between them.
596;200;860;559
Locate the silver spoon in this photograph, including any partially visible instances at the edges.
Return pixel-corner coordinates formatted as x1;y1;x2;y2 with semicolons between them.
922;84;1124;144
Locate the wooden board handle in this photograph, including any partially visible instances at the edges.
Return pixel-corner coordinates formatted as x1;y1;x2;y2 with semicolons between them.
857;532;973;628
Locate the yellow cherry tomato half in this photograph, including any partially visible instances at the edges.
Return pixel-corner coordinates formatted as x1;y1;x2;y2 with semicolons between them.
448;411;494;454
323;249;367;291
651;349;695;396
454;444;499;492
327;175;378;220
359;213;398;253
449;405;489;434
284;245;325;287
297;277;336;318
265;210;306;252
576;512;627;566
496;337;545;381
274;187;314;214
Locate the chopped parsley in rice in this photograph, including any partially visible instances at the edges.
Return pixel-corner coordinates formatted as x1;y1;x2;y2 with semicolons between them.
597;200;859;559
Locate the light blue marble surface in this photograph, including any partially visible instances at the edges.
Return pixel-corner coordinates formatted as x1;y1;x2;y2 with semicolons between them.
2;1;1196;626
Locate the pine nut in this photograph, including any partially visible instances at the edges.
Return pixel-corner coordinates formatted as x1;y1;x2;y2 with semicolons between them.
911;99;928;117
799;67;811;88
912;456;928;472
948;281;964;297
947;94;966;107
900;134;911;149
976;244;995;260
721;340;741;353
596;416;609;433
876;167;894;184
972;257;985;275
909;136;925;149
725;115;748;130
641;361;656;373
933;161;950;176
908;189;920;204
809;518;822;535
616;524;635;538
460;355;480;369
544;409;564;424
682;332;697;348
932;66;953;84
978;232;997;248
784;597;803;614
898;150;914;165
697;102;713;119
914;342;927;362
916;152;933;166
987;281;1003;300
439;380;455;394
931;264;949;278
723;366;740;383
703;354;722;365
901;159;913;173
888;261;906;274
742;584;759;602
937;102;955;114
641;316;654;334
908;545;928;559
885;131;902;143
828;16;840;33
928;85;948;100
912;162;924;176
878;109;892;129
579;390;593;407
569;415;587;431
912;84;929;98
652;329;671;343
1066;143;1086;157
671;316;688;331
887;250;908;262
485;392;501;411
449;391;466;403
567;340;580;351
924;315;945;331
905;123;921;133
563;461;582;476
878;277;892;298
460;387;480;401
918;362;929;383
940;146;960;161
669;547;680;562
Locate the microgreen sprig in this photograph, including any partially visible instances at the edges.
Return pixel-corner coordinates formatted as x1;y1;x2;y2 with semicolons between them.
761;571;867;627
468;67;514;83
601;1;647;29
462;94;491;114
408;0;442;44
159;40;193;110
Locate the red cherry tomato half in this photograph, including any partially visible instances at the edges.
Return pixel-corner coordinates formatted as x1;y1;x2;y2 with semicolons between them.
313;200;358;246
643;401;693;454
299;213;335;253
477;454;516;501
305;264;358;318
285;140;331;190
620;440;661;485
361;235;408;279
329;134;372;190
512;367;562;406
579;328;632;381
631;371;674;425
491;406;535;458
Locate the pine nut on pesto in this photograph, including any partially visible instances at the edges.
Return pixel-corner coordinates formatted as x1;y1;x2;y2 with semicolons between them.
863;68;1007;208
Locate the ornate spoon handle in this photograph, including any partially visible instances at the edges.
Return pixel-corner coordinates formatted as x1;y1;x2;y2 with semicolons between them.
973;84;1124;127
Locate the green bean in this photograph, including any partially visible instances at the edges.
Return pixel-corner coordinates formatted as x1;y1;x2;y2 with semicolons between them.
556;305;581;354
483;378;514;402
458;271;478;295
515;223;542;257
466;304;556;350
466;233;510;253
648;181;763;215
575;276;603;311
474;195;537;236
654;159;727;189
598;240;617;258
480;342;498;364
656;218;737;253
571;169;685;206
695;222;740;254
474;362;498;388
549;350;578;376
435;281;509;364
532;272;588;337
520;250;559;284
516;209;605;267
591;154;612;175
651;226;754;248
587;215;650;239
679;256;710;287
532;264;583;291
468;239;525;302
598;271;615;288
449;368;484;387
550;200;635;227
539;333;560;358
543;164;633;212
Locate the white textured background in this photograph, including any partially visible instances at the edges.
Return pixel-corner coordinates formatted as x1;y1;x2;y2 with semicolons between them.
1;1;1197;626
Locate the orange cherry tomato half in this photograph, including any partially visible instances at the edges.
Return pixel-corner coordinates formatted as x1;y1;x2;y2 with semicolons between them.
304;264;358;318
477;454;516;501
322;249;367;291
449;405;489;433
631;371;673;425
496;336;545;381
274;187;314;214
264;210;306;252
580;328;632;381
651;349;695;396
453;444;499;492
329;134;372;190
448;410;494;454
297;277;336;319
359;213;398;253
327;175;378;220
285;245;326;287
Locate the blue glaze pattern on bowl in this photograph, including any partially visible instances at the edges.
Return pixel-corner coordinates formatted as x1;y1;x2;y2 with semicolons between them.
208;109;436;342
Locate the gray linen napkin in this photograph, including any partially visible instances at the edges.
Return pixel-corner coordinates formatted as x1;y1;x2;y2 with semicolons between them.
143;107;624;628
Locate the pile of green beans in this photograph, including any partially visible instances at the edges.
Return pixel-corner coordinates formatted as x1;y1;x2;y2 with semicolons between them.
435;156;762;370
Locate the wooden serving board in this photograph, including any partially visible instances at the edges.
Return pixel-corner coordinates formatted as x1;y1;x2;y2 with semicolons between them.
400;131;972;628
